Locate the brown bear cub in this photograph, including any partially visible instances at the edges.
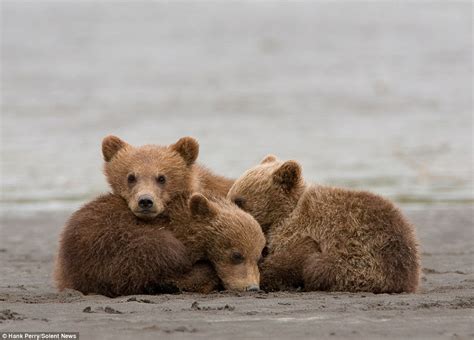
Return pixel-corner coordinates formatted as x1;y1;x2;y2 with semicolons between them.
55;136;264;297
228;155;421;293
171;193;265;292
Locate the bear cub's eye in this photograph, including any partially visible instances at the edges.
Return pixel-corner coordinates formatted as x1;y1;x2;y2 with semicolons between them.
231;251;245;264
156;175;166;185
233;197;245;209
259;246;269;265
127;174;136;184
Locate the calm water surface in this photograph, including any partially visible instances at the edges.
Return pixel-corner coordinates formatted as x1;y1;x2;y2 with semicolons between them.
1;2;472;216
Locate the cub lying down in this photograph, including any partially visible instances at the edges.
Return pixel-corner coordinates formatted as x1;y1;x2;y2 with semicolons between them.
228;155;420;293
55;193;265;296
54;135;263;297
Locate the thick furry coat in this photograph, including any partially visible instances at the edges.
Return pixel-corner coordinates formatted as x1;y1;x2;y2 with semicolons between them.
228;156;420;293
54;136;255;297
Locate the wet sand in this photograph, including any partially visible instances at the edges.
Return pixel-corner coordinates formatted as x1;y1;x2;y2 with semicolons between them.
0;206;473;339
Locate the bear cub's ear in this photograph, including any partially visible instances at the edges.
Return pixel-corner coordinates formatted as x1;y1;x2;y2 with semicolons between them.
273;160;302;191
261;154;277;164
102;135;129;162
189;193;217;218
172;137;199;166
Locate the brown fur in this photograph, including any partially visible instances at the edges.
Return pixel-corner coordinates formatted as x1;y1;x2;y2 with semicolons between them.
197;165;235;197
54;136;257;296
228;157;421;293
169;193;265;291
54;194;191;296
101;135;233;219
173;261;221;294
55;192;264;296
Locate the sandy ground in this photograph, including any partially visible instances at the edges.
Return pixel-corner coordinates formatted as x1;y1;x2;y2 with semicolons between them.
0;206;472;339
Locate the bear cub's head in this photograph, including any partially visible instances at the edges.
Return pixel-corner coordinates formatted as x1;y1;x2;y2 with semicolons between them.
189;193;266;291
227;155;305;230
102;135;199;219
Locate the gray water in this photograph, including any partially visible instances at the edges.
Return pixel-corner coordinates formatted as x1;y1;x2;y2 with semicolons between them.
1;1;472;216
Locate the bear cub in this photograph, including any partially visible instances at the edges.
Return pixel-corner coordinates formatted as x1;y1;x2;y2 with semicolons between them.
55;136;264;297
228;155;420;293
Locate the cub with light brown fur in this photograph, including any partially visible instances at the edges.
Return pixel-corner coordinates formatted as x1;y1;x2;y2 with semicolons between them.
55;136;262;297
171;193;265;292
228;155;421;293
101;135;233;219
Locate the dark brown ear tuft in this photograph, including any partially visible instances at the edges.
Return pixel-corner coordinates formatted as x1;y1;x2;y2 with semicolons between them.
102;135;128;162
261;154;277;164
273;160;302;191
189;193;216;218
172;137;199;166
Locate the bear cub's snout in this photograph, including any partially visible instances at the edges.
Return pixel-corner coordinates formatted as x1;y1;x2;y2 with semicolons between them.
138;195;154;210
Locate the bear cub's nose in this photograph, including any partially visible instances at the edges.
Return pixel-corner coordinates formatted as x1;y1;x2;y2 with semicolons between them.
246;284;260;292
138;195;154;210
